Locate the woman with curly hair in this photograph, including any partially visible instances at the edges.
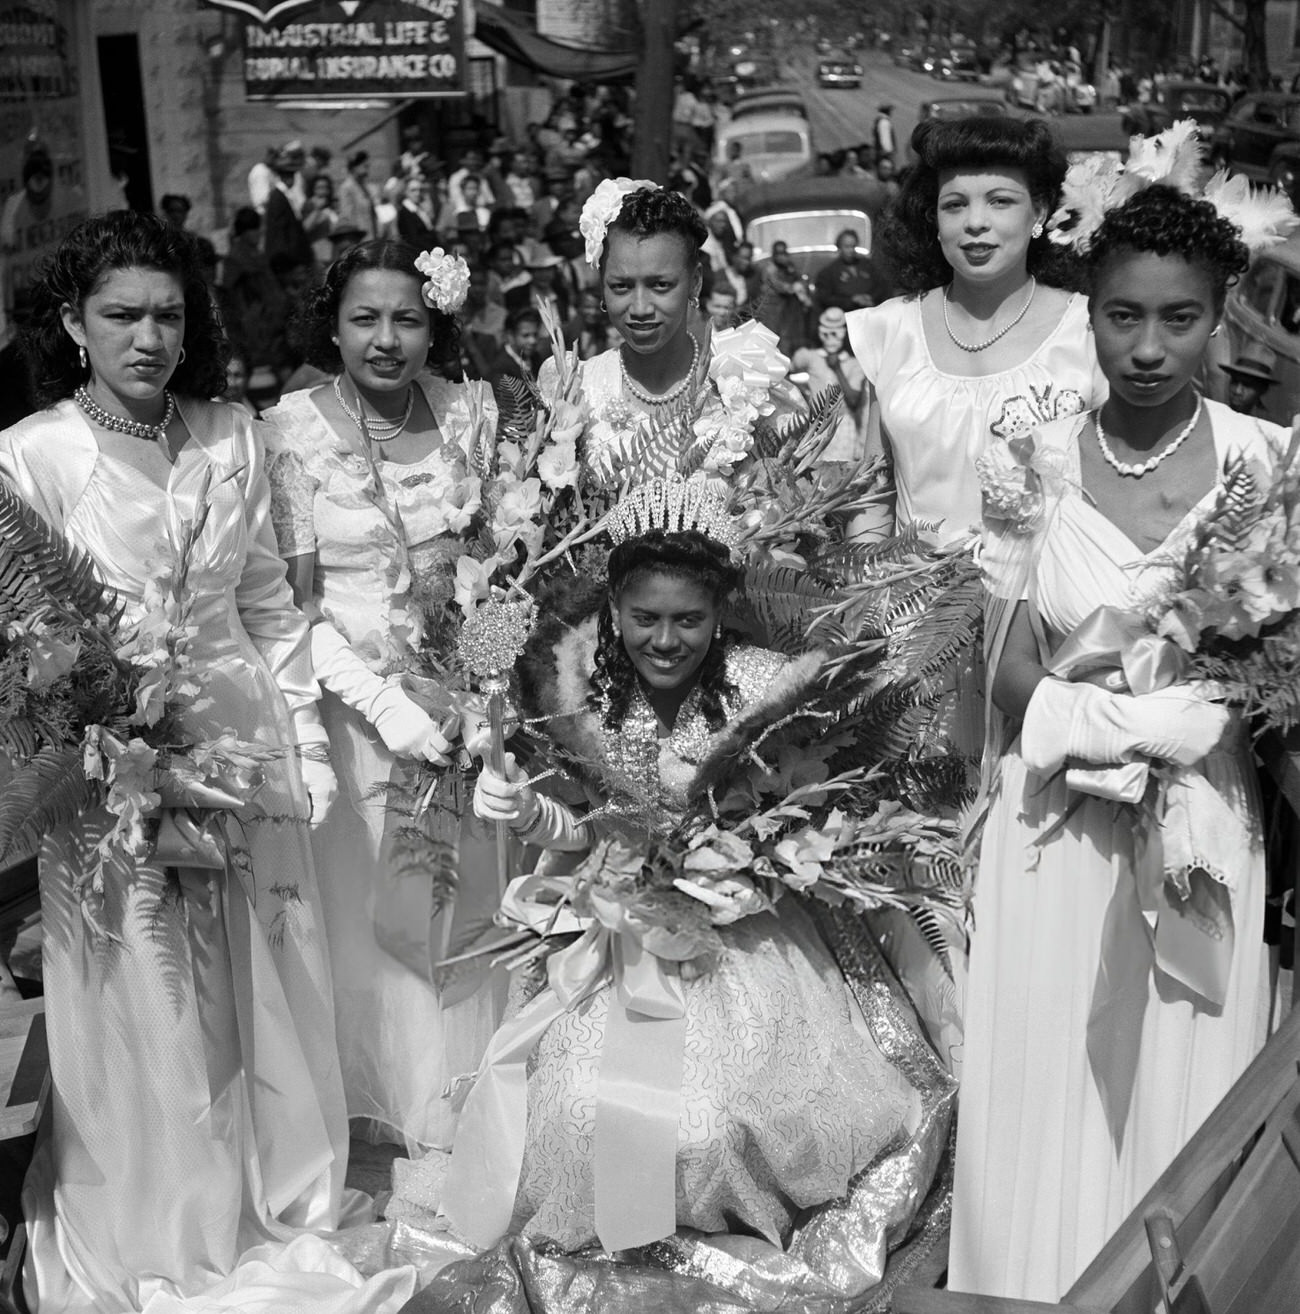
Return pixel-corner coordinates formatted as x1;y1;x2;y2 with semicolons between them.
847;115;1105;544
540;180;802;484
0;212;406;1309
261;238;502;1153
951;183;1288;1299
391;499;919;1262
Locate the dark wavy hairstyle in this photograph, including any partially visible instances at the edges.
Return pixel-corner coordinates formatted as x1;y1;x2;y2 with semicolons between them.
877;117;1080;295
599;186;708;275
591;529;741;732
20;210;228;406
1084;184;1250;311
291;238;461;374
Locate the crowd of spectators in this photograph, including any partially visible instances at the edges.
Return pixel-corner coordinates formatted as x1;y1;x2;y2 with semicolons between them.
170;75;901;413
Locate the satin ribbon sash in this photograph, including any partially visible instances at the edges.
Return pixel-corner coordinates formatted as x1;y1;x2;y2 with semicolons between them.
1043;604;1234;1147
441;875;687;1252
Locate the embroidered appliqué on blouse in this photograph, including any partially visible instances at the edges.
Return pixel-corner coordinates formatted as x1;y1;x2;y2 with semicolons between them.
990;383;1087;441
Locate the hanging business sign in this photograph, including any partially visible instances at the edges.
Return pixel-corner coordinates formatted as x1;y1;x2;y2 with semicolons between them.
207;0;467;100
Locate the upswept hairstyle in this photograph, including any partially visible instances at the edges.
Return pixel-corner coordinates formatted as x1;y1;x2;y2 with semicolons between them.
1084;184;1250;310
21;210;228;406
600;187;708;275
291;238;460;374
591;529;741;732
877;116;1079;295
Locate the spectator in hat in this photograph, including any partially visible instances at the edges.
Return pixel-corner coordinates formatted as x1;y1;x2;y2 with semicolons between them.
515;249;570;329
1223;351;1278;417
792;305;868;462
336;150;378;241
327;219;366;259
280;139;308;210
398;123;430;180
873;104;896;166
263;147;314;268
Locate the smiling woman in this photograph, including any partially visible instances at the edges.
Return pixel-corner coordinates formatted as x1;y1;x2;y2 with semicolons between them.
847;115;1104;545
260;239;503;1153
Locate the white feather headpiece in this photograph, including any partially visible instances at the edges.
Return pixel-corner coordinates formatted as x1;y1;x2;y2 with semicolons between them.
1046;118;1299;255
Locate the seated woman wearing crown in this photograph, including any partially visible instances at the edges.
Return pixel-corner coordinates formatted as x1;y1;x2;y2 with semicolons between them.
386;479;949;1306
538;182;807;487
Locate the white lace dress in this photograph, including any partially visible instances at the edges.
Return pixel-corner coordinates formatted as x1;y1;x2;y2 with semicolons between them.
263;375;503;1152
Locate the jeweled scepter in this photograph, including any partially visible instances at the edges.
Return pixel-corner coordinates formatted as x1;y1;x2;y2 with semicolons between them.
458;597;535;893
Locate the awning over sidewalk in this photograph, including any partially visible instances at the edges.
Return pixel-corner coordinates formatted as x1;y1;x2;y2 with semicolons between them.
475;3;639;82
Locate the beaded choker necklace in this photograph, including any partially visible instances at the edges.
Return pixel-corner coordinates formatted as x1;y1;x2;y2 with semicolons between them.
620;334;700;407
74;386;175;444
1095;395;1203;478
332;376;415;442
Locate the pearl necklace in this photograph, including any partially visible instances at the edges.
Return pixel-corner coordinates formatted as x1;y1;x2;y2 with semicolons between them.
333;376;414;442
620;334;700;407
1094;395;1203;478
942;278;1037;353
74;386;175;444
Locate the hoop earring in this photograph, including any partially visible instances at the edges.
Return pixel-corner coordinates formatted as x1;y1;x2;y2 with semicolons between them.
599;300;607;313
178;346;187;364
78;346;88;372
1211;324;1222;338
1031;221;1044;239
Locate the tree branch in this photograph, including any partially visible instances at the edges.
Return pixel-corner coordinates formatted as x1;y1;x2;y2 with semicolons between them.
1208;0;1246;36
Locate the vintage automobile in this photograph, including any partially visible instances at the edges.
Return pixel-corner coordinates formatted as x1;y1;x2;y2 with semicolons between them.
935;45;980;82
735;174;893;283
917;94;1008;125
729;87;809;121
1007;59;1096;114
818;51;864;88
1121;80;1235;138
1220;232;1300;426
715;109;814;184
1047;111;1131;164
1208;92;1300;184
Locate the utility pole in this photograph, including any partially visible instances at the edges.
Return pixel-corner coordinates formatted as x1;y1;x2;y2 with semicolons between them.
631;0;677;183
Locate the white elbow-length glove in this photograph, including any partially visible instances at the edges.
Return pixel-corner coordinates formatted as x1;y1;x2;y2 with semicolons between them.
310;622;451;764
290;706;339;826
473;754;586;850
1021;679;1231;776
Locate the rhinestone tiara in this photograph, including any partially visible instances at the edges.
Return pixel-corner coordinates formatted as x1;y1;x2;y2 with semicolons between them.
607;476;741;551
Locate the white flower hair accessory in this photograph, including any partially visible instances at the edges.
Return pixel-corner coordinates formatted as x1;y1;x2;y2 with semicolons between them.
579;177;659;266
1047;118;1299;255
414;247;471;313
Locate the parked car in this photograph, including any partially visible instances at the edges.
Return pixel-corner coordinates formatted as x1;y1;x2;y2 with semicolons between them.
730;87;809;120
1121;80;1235;138
817;51;863;88
1221;232;1300;426
935;45;980;82
735;175;892;282
1208;92;1300;184
714;110;814;184
916;95;1008;126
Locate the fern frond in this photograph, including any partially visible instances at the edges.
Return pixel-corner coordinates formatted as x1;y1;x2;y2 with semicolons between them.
739;564;846;652
0;482;120;624
491;375;539;444
0;746;95;863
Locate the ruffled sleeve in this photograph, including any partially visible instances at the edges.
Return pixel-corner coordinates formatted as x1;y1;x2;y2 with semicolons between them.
221;404;320;713
845;300;903;388
261;392;327;558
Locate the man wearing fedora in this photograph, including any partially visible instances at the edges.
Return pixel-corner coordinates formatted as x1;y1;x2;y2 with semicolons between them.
1223;349;1278;418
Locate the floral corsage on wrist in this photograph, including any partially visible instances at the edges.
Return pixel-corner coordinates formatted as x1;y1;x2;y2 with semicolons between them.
578;177;659;265
415;247;471;313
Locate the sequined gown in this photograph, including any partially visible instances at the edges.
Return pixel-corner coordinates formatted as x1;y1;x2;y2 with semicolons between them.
0;399;413;1313
395;622;914;1251
263;376;503;1152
